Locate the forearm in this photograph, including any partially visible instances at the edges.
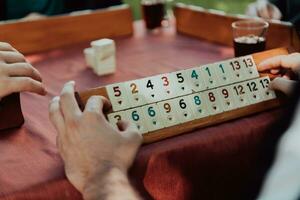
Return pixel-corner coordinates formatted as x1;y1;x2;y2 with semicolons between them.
83;167;141;200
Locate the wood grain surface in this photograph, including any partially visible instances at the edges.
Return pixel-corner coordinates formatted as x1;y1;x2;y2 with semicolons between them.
76;48;289;143
174;3;300;51
0;5;133;54
0;20;290;200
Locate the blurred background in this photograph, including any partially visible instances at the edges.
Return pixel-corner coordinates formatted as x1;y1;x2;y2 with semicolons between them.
0;0;255;21
124;0;255;20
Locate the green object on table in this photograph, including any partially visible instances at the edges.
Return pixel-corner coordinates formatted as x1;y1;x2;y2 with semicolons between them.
124;0;255;20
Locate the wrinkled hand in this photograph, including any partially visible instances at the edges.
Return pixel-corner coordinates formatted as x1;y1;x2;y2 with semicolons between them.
258;53;300;96
246;0;282;20
49;81;142;193
0;42;46;99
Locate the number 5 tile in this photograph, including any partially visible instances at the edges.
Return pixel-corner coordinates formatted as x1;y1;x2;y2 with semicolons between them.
106;83;131;111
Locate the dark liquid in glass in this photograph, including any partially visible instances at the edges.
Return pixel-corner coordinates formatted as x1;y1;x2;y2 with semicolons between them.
234;35;266;57
142;2;165;29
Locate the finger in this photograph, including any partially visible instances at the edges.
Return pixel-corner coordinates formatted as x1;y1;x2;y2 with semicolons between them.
245;4;259;16
282;53;300;72
270;69;281;75
269;77;298;96
269;4;282;20
258;55;287;71
0;42;14;51
257;2;271;19
117;120;141;138
121;122;143;144
59;81;82;121
49;96;65;133
282;70;295;80
9;77;46;95
84;95;111;115
5;63;42;82
0;51;26;63
117;120;131;132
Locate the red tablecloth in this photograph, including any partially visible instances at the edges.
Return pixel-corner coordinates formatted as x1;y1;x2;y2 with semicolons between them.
0;21;285;200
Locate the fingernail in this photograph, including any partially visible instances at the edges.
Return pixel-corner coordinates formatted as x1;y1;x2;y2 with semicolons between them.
52;96;60;102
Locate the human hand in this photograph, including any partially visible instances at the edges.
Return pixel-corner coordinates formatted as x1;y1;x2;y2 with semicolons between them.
246;0;282;20
0;42;46;99
258;53;300;96
49;81;142;193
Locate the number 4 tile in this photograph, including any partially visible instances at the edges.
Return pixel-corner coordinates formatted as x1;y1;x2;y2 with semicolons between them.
184;67;206;93
137;77;165;104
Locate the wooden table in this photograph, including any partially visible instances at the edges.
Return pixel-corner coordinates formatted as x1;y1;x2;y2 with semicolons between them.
0;21;285;200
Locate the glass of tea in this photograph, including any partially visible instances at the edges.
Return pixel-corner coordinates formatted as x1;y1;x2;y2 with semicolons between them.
232;19;269;57
141;0;166;30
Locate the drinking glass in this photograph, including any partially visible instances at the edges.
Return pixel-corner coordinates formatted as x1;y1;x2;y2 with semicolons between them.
232;19;269;57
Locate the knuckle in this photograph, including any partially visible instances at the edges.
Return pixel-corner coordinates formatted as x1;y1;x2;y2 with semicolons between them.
66;115;80;128
15;52;25;60
22;62;32;70
0;51;4;60
83;110;96;119
23;77;34;86
0;63;7;72
1;77;10;85
132;132;143;143
84;111;102;121
90;95;101;101
0;42;12;50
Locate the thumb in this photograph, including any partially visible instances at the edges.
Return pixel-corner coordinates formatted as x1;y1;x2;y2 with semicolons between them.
270;77;298;96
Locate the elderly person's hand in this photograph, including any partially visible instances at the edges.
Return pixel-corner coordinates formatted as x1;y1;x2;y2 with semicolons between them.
258;53;300;96
246;0;282;20
49;81;142;200
0;42;46;99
